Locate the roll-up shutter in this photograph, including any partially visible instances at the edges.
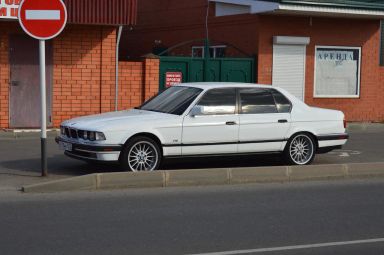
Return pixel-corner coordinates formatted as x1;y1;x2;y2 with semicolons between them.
272;44;306;101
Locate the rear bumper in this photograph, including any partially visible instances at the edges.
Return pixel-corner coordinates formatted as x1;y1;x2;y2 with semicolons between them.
316;133;348;154
55;136;122;162
317;133;349;141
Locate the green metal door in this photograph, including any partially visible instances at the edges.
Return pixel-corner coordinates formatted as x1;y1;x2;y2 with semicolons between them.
159;57;255;90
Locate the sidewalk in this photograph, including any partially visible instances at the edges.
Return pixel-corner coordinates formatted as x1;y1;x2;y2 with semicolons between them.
0;129;59;140
1;123;383;193
346;122;384;132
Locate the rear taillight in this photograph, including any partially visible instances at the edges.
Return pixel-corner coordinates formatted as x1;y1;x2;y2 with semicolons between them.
343;119;347;129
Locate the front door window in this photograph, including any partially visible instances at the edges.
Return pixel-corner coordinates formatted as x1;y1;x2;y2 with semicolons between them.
195;88;236;115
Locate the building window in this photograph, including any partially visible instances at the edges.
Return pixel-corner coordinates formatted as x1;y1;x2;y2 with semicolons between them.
192;47;204;58
314;46;361;98
192;45;226;58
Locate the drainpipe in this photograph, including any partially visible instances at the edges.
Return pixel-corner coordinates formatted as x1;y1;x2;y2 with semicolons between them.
204;38;210;82
115;25;123;111
203;0;210;81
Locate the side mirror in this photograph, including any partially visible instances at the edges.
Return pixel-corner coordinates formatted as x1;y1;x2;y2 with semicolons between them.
190;106;203;117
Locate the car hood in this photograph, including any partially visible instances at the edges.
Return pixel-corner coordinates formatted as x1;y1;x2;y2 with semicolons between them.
62;109;177;130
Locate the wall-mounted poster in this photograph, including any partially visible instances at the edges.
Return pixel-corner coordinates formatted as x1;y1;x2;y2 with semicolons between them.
314;46;361;98
0;0;20;19
165;72;182;87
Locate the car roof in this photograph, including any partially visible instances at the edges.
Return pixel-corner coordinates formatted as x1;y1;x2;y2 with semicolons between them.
175;82;309;109
176;82;275;90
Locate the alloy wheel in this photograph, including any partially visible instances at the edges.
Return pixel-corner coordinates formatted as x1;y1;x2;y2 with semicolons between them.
289;134;314;165
127;141;159;171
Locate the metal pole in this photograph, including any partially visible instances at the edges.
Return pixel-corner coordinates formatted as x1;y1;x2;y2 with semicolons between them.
39;40;48;177
204;0;210;82
115;25;123;111
204;38;210;81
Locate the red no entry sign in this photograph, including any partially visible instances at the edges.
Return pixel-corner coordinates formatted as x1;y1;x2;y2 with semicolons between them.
18;0;67;40
18;0;68;177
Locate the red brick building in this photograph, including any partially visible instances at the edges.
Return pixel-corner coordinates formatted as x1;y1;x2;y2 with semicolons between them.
123;0;384;122
0;0;160;129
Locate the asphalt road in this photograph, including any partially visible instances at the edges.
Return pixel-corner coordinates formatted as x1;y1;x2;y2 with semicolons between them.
1;179;384;255
0;129;383;189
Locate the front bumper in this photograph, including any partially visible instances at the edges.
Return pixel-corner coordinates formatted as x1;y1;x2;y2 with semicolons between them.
55;136;122;162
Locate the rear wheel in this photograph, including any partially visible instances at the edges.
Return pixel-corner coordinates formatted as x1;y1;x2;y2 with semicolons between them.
120;136;161;172
284;133;315;165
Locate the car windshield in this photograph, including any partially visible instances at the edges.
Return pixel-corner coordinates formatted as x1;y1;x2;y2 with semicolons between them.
139;86;203;115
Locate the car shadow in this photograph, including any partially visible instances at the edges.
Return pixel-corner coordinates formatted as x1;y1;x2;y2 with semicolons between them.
161;154;285;170
0;153;285;177
0;155;121;177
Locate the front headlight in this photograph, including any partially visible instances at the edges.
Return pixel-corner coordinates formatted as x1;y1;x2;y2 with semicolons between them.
78;130;106;141
88;131;106;141
60;126;65;135
95;132;106;141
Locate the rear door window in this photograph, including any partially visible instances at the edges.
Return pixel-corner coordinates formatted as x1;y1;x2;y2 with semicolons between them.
239;88;278;114
271;90;292;113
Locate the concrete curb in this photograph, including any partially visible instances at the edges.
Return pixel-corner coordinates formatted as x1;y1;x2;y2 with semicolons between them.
0;129;59;139
22;162;384;193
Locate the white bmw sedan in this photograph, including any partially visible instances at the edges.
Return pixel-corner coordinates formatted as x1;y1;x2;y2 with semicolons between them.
56;83;348;171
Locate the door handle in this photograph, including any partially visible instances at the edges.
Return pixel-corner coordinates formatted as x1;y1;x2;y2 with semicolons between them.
278;119;288;123
226;121;237;125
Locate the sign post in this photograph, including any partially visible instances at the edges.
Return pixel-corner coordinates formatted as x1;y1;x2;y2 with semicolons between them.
39;40;47;176
18;0;67;177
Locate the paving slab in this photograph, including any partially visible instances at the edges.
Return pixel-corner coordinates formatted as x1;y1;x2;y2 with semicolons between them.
99;171;164;189
289;164;346;181
166;168;230;187
231;166;289;184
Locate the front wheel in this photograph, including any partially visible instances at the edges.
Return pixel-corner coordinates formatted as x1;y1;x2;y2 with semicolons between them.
284;134;316;165
120;136;161;172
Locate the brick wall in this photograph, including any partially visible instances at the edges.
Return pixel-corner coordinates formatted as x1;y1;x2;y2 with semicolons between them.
52;25;117;127
118;61;144;110
53;26;160;127
143;58;160;100
118;58;160;110
0;22;160;129
0;25;9;128
257;16;384;122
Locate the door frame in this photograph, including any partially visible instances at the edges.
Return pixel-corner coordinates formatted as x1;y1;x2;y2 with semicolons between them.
272;36;310;102
8;34;53;128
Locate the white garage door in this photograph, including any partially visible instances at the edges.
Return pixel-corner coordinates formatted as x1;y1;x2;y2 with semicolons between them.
272;44;306;101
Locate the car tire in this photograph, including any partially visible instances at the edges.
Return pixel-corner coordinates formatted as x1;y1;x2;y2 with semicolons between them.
284;133;316;165
120;136;162;172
